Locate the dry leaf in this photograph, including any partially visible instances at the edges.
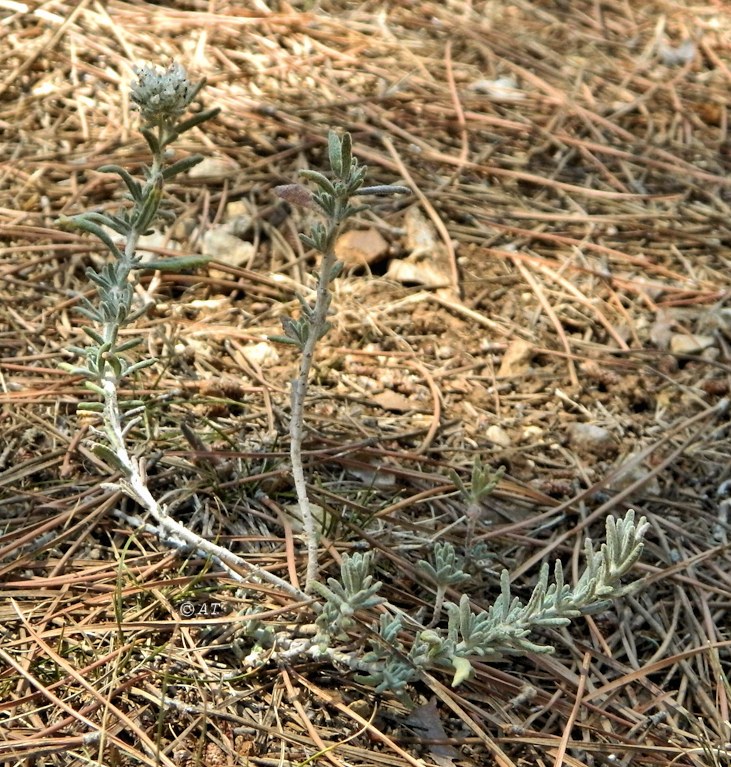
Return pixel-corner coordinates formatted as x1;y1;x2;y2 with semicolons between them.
386;258;452;287
371;390;417;413
387;208;453;288
404;698;460;767
345;452;398;489
498;338;533;377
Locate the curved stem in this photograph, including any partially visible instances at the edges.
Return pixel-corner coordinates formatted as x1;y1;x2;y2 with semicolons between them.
101;374;307;601
91;119;309;602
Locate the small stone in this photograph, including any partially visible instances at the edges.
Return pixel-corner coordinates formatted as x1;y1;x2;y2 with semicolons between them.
568;422;616;457
335;227;390;267
239;342;278;367
135;231;181;263
609;452;660;495
467;75;525;101
486;425;511;447
202;227;255;267
670;334;715;355
522;425;543;441
189;155;240;179
223;201;254;236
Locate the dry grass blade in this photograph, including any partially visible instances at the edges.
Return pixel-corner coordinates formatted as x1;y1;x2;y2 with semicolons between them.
1;1;730;765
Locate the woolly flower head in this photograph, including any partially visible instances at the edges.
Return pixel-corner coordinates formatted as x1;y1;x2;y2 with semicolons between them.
130;62;197;127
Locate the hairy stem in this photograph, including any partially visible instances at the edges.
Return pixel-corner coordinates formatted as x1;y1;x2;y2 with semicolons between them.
101;373;307;601
290;242;338;592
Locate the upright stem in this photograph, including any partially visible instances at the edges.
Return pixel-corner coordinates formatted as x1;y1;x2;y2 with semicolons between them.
290;239;339;592
279;132;404;591
99;134;158;364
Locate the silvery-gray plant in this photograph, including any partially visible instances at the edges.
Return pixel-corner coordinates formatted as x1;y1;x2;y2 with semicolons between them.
418;540;471;627
59;62;305;600
451;456;505;545
275;133;409;591
59;62;217;473
316;510;649;695
312;550;385;641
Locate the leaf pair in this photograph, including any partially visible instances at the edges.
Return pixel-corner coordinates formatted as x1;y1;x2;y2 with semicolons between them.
327;129;353;179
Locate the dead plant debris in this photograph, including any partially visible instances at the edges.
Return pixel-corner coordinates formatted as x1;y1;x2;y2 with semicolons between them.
1;1;730;766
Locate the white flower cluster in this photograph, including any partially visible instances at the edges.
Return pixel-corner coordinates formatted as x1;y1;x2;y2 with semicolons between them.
130;62;196;126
